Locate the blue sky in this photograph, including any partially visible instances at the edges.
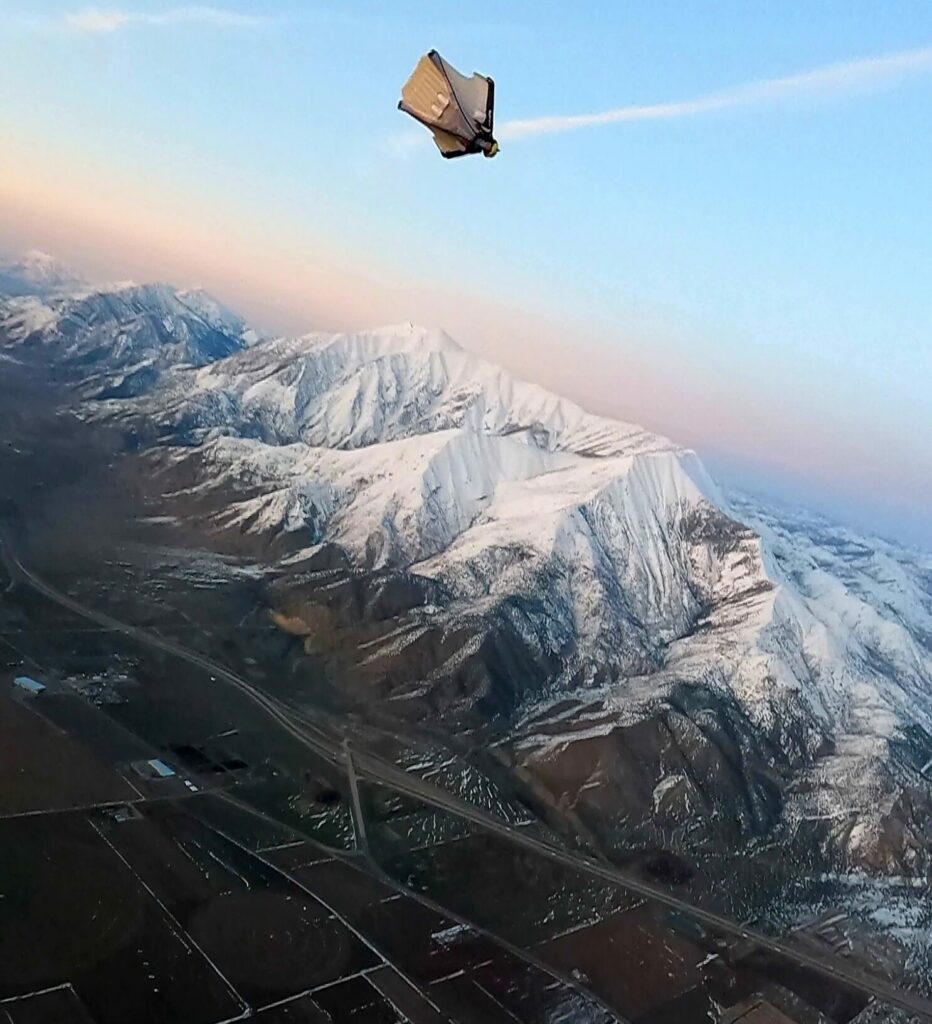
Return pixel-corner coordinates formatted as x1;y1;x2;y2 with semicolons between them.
1;2;930;544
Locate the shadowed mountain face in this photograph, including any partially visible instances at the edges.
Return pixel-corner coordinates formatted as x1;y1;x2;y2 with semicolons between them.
0;256;255;398
2;258;931;879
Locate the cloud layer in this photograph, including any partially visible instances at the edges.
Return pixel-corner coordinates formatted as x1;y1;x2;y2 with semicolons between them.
64;5;266;33
500;45;932;139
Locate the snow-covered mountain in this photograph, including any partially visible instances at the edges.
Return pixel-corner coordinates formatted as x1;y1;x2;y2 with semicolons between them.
0;261;255;396
129;322;670;454
0;250;87;298
96;318;931;871
3;264;931;874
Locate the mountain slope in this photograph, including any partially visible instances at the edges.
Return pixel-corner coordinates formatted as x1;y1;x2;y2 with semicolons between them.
0;269;255;397
121;321;672;457
4;261;930;875
92;314;932;872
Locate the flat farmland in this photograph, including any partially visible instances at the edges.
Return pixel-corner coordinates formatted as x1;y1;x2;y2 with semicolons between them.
1;985;97;1024
272;849;619;1022
0;689;137;816
535;902;711;1020
0;813;242;1024
378;823;640;947
93;801;378;1009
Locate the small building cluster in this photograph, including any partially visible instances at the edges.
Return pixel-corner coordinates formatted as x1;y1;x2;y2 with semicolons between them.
13;675;46;697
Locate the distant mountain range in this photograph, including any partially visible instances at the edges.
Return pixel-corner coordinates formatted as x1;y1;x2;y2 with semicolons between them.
0;249;87;298
3;252;931;875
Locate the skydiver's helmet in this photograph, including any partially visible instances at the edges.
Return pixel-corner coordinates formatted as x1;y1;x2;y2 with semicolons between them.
398;50;499;160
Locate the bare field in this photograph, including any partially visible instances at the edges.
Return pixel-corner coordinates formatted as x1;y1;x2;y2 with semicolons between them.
309;977;404;1023
94;802;378;1007
1;985;97;1024
0;690;136;816
535;903;710;1020
376;820;639;947
0;813;242;1024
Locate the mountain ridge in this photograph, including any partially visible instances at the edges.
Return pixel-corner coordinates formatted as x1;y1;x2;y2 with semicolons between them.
2;259;931;877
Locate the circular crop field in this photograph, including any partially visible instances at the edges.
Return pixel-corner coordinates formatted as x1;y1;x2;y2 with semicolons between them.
187;890;353;993
0;830;143;989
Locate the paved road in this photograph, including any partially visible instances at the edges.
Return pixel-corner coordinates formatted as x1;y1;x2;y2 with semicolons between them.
351;749;932;1021
4;536;931;1022
0;535;343;764
0;538;16;593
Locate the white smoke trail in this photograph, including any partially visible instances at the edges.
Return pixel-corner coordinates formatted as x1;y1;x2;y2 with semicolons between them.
499;45;932;140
